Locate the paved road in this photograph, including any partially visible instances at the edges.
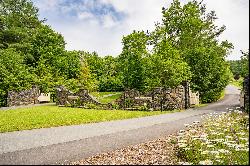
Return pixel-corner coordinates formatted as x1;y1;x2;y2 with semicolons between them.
0;85;240;165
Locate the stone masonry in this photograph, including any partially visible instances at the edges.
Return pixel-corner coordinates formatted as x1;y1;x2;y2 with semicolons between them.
7;85;40;107
116;85;187;111
115;82;199;111
56;86;101;106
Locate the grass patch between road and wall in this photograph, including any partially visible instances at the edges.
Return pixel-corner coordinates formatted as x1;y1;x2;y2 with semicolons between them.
0;105;179;133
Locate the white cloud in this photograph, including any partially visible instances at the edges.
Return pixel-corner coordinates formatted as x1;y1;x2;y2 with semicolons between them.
78;12;94;20
102;14;117;28
33;0;249;60
203;0;249;60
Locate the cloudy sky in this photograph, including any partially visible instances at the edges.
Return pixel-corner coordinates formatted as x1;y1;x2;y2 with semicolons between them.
32;0;249;60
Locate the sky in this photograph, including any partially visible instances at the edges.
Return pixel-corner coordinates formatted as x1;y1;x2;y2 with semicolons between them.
32;0;249;60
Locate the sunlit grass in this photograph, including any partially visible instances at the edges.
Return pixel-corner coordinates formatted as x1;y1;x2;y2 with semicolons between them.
0;105;177;133
193;104;208;108
90;92;122;104
219;90;226;101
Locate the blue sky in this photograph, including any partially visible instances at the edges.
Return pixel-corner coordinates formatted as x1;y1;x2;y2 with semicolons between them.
32;0;249;60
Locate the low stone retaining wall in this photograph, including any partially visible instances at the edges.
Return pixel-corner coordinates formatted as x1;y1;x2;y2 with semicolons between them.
7;86;40;107
115;83;199;111
116;86;186;111
56;86;101;106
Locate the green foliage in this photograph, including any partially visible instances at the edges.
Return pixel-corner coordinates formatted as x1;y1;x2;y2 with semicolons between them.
0;0;98;106
155;0;233;103
230;77;243;89
0;49;36;106
240;50;249;78
116;0;232;104
98;56;124;92
228;60;242;79
228;50;249;79
77;58;98;92
145;40;191;90
84;103;98;109
138;103;150;111
118;31;148;91
81;52;123;92
0;0;41;51
28;24;65;67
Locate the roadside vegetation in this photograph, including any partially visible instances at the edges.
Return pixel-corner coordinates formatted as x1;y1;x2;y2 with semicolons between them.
229;77;243;89
227;49;249;90
176;109;249;165
228;50;249;80
0;105;179;133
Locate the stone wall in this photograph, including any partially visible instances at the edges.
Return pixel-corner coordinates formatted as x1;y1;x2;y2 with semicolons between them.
56;86;101;106
7;86;40;107
115;81;199;111
116;85;187;111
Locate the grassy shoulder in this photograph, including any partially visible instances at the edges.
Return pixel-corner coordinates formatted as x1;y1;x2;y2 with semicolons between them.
193;103;208;108
219;89;226;101
0;105;179;133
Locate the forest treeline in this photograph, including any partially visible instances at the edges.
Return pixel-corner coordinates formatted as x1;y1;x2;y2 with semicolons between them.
228;50;249;80
1;0;247;107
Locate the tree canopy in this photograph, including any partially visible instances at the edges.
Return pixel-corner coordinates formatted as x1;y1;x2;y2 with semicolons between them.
0;0;237;106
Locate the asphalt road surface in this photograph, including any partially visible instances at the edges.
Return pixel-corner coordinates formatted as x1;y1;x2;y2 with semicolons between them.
0;85;240;165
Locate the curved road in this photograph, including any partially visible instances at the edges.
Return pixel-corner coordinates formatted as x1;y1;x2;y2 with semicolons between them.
0;85;240;165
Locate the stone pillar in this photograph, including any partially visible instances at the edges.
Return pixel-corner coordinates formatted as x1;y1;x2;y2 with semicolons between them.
243;76;249;112
182;81;190;109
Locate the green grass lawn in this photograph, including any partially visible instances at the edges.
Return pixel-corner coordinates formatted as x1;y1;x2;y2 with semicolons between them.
0;105;179;133
90;92;122;104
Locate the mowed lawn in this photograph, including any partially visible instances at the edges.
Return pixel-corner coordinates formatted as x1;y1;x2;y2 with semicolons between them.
90;92;122;104
0;105;179;133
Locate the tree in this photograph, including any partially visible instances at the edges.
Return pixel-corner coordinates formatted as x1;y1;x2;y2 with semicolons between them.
0;0;41;53
228;50;249;81
240;50;249;78
77;57;98;92
153;0;233;103
228;60;242;79
118;31;148;91
98;56;124;92
27;24;66;67
81;51;104;78
0;49;36;106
